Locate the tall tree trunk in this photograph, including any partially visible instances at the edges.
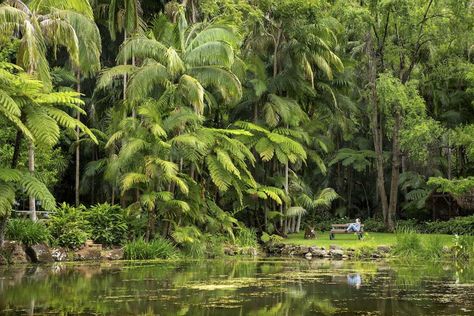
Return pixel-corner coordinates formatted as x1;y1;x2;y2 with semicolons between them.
283;162;289;234
291;216;297;233
11;130;23;169
75;71;81;206
28;142;37;221
367;32;389;226
131;54;136;118
387;111;401;231
123;29;128;104
295;214;302;233
273;28;282;78
0;216;7;247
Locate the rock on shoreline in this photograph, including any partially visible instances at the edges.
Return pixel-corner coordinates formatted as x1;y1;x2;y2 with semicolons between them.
0;241;125;265
264;243;393;260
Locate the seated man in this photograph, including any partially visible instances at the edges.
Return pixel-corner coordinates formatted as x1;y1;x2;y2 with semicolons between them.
346;218;361;232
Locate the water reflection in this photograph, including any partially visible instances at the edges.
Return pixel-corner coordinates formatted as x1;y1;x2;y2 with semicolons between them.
0;259;473;315
347;273;361;288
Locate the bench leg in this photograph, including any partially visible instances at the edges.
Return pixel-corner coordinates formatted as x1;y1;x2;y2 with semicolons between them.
358;233;363;240
330;233;334;240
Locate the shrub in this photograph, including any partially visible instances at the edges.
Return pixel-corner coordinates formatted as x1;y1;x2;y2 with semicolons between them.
261;232;284;244
123;237;178;260
6;219;50;245
85;203;127;246
393;228;423;257
363;218;386;232
424;215;474;235
48;203;90;249
396;219;421;232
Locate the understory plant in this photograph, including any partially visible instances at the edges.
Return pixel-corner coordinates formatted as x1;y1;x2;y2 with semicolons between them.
85;203;128;246
6;219;51;246
123;237;178;260
48;203;90;249
393;228;423;257
235;227;259;248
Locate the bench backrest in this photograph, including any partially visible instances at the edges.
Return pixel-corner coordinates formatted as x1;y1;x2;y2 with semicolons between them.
331;223;364;228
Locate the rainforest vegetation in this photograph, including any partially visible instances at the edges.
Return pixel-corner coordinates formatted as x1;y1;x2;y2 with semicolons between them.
1;0;473;252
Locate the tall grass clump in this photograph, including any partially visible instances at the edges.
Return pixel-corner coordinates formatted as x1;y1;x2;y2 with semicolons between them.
123;237;178;260
235;227;258;248
423;235;444;260
393;228;423;258
6;219;51;246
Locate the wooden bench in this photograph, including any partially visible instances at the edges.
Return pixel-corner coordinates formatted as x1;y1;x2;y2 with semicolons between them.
329;224;364;240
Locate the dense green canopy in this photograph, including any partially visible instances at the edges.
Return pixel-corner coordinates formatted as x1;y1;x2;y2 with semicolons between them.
1;0;473;243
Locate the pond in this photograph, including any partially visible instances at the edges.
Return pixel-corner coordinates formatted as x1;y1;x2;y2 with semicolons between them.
0;258;473;315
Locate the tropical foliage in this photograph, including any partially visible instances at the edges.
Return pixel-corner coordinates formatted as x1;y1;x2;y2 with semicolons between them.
1;0;473;249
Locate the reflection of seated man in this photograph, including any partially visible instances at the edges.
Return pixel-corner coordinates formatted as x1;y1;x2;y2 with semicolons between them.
347;273;361;289
346;218;361;232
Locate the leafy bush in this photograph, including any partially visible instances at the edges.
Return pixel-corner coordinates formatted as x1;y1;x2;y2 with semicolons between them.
423;215;474;235
261;232;284;244
363;218;386;232
396;219;420;232
6;219;50;245
123;237;178;260
48;203;90;249
84;203;127;246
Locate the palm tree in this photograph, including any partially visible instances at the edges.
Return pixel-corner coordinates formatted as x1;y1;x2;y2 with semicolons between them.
106;0;143;111
0;62;94;241
52;7;102;206
0;0;94;218
98;12;242;116
233;121;308;233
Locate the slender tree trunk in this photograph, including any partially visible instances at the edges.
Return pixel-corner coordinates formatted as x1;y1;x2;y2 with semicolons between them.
191;0;197;23
75;71;81;206
283;162;289;234
447;135;452;180
131;55;136;118
387;111;401;231
28;142;37;221
273;28;282;78
0;216;7;247
11;130;23;169
296;214;302;233
123;29;128;103
367;32;389;226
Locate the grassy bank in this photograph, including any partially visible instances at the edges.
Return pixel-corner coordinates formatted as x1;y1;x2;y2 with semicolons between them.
284;232;455;249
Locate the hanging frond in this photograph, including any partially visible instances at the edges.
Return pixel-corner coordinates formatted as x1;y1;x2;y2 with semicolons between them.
185;41;234;68
20;175;56;210
188;66;242;103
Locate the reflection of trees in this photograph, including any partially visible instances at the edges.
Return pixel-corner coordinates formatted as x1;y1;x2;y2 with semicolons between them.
0;259;472;315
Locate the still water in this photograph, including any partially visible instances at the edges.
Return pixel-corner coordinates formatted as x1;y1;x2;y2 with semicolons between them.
0;258;473;315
